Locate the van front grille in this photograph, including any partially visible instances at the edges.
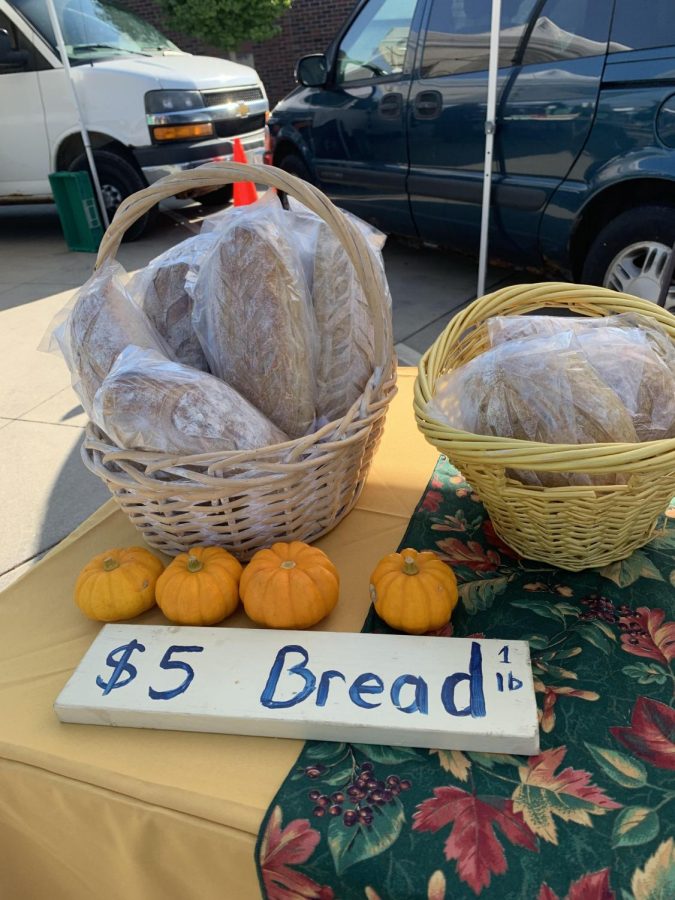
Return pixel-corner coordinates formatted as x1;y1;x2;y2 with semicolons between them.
203;87;264;107
214;114;266;137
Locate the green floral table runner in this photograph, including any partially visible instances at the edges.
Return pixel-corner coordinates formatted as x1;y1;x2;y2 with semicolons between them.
255;457;675;900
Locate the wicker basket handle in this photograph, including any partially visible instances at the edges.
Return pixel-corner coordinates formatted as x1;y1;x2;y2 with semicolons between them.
95;161;389;367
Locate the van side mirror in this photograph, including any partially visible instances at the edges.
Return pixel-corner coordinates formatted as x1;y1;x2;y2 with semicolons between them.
296;54;328;87
0;29;29;70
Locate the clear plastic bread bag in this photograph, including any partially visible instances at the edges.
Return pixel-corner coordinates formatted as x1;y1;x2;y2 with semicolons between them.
200;190;387;284
201;192;318;285
488;311;675;356
196;192;394;428
216;194;393;423
278;197;393;424
487;313;675;440
126;233;217;371
426;331;639;487
279;195;388;288
203;191;390;296
189;203;319;438
92;345;288;454
39;260;173;419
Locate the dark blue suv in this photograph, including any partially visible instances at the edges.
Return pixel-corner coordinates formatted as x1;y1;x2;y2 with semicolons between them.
266;0;675;308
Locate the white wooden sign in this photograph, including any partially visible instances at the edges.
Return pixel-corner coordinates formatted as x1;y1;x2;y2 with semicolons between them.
55;625;539;754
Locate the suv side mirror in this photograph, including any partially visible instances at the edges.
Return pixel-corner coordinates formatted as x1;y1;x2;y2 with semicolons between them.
0;29;29;70
296;54;328;87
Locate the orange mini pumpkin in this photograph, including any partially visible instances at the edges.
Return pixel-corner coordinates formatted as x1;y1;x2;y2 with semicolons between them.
240;541;339;629
75;547;164;622
156;546;243;626
369;548;458;634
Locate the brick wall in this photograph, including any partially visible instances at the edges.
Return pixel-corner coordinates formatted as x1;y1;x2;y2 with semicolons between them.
247;0;358;105
121;0;358;106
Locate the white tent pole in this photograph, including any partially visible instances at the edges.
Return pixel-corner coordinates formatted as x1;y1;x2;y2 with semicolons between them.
477;0;502;298
44;0;110;228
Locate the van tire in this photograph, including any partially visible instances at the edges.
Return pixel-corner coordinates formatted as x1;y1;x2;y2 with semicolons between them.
581;205;675;307
68;150;155;241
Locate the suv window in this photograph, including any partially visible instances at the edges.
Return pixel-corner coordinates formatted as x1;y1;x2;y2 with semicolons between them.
609;1;675;53
335;0;416;84
420;0;538;79
521;0;612;65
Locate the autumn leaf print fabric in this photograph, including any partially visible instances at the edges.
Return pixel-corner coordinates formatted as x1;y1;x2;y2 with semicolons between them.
256;457;675;899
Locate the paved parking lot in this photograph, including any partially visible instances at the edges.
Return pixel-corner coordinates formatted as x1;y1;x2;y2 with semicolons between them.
0;200;524;590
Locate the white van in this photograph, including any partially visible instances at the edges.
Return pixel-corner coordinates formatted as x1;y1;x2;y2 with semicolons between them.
0;0;268;237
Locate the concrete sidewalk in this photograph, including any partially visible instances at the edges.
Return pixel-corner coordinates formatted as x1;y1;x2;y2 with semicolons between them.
0;202;517;591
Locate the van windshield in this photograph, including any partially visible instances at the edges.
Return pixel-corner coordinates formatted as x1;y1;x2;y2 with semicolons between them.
11;0;179;62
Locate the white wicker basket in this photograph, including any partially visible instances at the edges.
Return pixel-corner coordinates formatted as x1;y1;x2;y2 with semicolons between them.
81;162;397;559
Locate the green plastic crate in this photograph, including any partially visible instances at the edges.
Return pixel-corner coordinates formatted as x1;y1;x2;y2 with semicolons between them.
48;171;105;253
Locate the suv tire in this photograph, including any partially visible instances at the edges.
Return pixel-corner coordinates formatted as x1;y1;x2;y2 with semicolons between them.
68;149;155;241
581;205;675;309
278;152;313;183
198;185;233;207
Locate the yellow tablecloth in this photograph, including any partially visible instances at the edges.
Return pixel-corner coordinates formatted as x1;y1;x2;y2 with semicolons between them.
0;369;438;900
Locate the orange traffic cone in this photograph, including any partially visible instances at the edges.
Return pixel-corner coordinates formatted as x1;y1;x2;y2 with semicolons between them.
232;138;258;206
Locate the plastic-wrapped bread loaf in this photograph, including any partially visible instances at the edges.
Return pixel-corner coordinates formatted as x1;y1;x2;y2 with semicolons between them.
93;346;288;454
576;329;675;441
312;218;378;422
281;195;390;296
256;196;391;422
488;313;675;441
200;196;393;423
127;234;215;371
427;332;639;487
45;261;173;418
487;314;611;345
191;216;317;438
488;311;675;352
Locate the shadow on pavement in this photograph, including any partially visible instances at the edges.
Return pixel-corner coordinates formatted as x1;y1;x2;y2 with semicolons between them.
37;432;111;562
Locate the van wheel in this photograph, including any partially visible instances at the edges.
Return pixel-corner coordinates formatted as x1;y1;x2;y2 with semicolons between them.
581;205;675;311
68;150;155;241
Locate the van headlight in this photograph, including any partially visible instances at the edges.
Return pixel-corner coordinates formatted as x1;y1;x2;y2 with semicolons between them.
145;90;204;113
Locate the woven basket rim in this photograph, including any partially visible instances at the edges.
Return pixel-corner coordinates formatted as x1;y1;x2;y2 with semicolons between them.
414;281;675;472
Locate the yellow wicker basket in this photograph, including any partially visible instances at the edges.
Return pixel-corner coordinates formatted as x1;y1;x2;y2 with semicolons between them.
414;282;675;571
81;162;396;559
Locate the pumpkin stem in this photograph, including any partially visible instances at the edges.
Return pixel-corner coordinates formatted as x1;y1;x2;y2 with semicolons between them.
186;555;203;573
280;560;296;570
102;556;119;572
402;555;419;576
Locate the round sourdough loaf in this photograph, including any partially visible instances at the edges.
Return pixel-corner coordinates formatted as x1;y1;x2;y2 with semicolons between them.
93;345;288;454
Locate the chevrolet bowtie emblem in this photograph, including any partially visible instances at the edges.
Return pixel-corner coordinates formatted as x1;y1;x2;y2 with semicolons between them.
236;102;250;117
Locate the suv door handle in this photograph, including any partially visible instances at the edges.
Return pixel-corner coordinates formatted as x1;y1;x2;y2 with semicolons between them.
379;92;403;118
413;90;442;120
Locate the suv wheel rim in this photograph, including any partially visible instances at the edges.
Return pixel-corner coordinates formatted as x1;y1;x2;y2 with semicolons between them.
604;240;675;310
